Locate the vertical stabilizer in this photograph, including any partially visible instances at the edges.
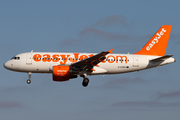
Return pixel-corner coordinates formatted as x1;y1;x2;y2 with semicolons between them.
134;25;172;56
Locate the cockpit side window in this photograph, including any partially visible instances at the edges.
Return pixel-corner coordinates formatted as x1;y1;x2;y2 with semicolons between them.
11;56;20;60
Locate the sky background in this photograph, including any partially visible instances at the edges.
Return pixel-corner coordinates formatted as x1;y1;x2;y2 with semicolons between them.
0;0;180;120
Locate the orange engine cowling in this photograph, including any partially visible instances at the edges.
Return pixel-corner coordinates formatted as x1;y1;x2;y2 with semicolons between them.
53;65;77;81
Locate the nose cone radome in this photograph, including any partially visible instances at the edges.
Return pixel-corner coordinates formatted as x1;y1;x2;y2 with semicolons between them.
4;61;12;70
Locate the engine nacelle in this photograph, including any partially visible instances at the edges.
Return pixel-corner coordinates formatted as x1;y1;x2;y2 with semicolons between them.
53;65;77;81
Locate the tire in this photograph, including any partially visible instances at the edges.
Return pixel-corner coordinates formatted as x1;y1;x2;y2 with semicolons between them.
82;78;89;87
27;79;31;84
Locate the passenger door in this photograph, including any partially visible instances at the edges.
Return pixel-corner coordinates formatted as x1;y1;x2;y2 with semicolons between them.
26;53;32;65
133;56;139;67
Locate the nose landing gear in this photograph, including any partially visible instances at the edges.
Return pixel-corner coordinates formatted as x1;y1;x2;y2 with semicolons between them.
27;79;31;84
27;72;32;84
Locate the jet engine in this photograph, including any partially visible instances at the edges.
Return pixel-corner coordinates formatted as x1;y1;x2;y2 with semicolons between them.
53;65;77;81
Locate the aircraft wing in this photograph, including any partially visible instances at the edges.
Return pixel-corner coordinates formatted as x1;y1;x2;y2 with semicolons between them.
71;49;114;72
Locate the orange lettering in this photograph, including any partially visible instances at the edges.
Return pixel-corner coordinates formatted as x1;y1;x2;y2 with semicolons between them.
107;55;115;63
69;53;79;63
33;54;41;62
32;54;128;64
80;55;88;60
60;55;70;64
52;54;59;62
42;54;51;62
116;56;127;63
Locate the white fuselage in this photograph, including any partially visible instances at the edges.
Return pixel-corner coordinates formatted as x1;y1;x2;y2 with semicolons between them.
4;52;175;75
3;25;175;87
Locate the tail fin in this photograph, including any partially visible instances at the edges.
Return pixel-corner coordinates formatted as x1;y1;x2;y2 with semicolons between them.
134;25;172;56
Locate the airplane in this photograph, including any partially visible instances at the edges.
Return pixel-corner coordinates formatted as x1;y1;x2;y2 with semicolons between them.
4;25;175;87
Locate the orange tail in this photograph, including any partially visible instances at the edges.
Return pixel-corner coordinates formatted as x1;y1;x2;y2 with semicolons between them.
134;25;172;56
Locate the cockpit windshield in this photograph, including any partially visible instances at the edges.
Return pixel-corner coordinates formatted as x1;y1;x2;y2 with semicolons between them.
11;56;20;60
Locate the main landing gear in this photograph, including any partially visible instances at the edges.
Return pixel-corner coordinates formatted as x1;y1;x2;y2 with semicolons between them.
81;74;89;87
82;78;89;87
27;72;32;84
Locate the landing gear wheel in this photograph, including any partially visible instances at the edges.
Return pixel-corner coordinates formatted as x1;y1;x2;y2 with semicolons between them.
27;79;31;84
82;78;89;87
27;72;32;84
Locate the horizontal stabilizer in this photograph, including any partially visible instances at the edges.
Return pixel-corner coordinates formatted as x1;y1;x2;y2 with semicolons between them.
150;55;173;62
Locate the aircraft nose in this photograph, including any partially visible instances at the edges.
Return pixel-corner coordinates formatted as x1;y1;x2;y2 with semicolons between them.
4;61;8;69
4;61;12;70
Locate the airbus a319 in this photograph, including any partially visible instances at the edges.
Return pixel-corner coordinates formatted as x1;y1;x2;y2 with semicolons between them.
4;25;175;87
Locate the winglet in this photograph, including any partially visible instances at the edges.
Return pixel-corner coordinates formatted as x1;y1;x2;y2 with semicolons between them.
108;49;114;54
